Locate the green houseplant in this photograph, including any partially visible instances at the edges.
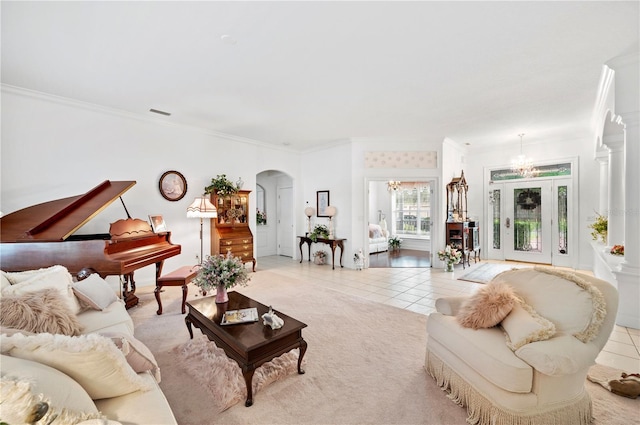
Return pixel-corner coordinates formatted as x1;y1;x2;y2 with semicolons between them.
388;235;402;250
204;174;238;197
589;212;608;243
308;224;329;242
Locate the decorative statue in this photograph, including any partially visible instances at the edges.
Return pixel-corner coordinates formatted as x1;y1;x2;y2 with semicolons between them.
262;306;284;330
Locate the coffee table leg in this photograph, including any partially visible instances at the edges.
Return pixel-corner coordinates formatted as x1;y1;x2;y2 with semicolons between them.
298;339;308;374
242;365;256;407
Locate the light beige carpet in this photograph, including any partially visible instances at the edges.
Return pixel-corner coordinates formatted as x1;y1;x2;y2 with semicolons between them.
129;269;637;425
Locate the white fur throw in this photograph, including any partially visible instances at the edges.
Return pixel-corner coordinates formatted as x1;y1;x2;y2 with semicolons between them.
0;288;84;336
457;281;516;329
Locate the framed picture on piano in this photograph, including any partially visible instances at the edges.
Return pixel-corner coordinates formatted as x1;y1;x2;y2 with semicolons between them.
149;215;167;233
159;170;187;201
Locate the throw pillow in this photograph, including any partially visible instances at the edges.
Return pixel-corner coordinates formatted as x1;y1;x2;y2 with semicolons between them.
501;298;556;350
72;273;118;311
515;334;601;375
100;331;161;382
368;223;383;239
1;265;81;314
457;281;516;329
0;354;103;424
1;333;152;400
0;288;84;336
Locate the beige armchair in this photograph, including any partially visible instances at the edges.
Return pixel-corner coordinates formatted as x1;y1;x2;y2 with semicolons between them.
425;267;618;425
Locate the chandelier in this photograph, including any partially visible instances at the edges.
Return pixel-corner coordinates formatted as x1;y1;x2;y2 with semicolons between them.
387;180;402;191
511;134;537;178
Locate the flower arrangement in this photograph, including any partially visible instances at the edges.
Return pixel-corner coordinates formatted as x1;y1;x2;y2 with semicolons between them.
226;207;243;222
204;174;238;197
256;209;267;225
589;212;608;243
309;224;329;242
388;235;402;250
193;252;251;292
610;245;624;256
312;250;328;265
437;245;463;264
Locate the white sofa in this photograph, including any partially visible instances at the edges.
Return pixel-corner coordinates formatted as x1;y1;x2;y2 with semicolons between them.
0;265;177;425
368;221;389;254
425;267;618;425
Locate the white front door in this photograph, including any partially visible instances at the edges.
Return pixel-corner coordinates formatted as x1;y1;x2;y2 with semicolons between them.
504;180;552;264
277;186;293;257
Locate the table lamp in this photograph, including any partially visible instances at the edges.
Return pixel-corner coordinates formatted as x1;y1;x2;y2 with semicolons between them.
325;205;337;239
304;205;315;235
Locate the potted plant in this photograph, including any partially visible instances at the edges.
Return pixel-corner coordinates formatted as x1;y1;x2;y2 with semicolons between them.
256;209;267;225
309;224;329;242
610;244;624;256
437;244;463;272
388;235;402;251
312;250;328;265
589;212;608;243
193;252;251;303
204;174;239;197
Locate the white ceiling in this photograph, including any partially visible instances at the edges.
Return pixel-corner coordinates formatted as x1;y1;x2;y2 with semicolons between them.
2;1;638;151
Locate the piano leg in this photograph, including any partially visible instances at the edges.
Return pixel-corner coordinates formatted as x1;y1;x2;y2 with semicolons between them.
122;272;139;309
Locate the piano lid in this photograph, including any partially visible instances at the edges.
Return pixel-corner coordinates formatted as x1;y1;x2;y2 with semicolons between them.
0;180;136;243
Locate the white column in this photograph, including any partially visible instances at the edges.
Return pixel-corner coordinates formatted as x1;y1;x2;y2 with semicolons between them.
619;114;640;273
595;150;609;216
608;52;640;329
604;136;625;246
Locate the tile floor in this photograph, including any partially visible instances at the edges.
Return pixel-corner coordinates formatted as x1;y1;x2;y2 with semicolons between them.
256;255;640;372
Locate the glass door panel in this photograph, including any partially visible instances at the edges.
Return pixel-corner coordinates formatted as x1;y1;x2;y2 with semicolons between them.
504;181;552;264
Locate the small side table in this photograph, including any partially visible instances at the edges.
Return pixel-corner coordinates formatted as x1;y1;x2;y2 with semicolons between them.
155;265;199;315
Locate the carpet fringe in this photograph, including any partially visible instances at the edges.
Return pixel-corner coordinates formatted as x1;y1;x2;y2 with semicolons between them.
425;350;593;425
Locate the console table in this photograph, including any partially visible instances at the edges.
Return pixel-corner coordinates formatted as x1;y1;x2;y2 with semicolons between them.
298;236;346;270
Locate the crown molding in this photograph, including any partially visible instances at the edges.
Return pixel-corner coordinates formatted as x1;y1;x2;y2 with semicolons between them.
1;84;298;153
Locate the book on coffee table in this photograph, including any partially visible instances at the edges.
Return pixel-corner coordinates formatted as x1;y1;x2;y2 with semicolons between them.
221;307;259;325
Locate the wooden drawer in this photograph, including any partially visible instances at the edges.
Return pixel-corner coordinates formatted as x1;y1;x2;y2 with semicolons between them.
220;246;253;259
220;237;253;247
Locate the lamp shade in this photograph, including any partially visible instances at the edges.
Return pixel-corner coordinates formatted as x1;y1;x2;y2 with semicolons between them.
304;206;315;217
325;206;337;217
186;197;218;218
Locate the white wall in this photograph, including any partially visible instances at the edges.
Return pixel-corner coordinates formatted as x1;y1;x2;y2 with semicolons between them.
1;87;301;285
1;86;606;276
299;143;352;261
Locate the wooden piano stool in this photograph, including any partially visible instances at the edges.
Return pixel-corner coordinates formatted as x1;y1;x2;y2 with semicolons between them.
155;265;199;315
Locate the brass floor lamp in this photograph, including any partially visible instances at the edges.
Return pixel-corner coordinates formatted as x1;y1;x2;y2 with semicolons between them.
186;195;218;266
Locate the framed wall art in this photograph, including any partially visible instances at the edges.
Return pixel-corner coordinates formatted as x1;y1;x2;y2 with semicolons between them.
159;170;187;201
317;190;330;217
149;215;167;233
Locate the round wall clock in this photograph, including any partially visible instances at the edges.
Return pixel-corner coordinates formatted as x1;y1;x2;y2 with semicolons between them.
159;170;187;201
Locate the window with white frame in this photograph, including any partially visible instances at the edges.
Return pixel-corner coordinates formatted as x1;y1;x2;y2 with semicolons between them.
391;182;431;238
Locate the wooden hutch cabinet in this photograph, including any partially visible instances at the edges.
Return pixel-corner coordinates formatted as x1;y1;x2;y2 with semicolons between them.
210;190;256;271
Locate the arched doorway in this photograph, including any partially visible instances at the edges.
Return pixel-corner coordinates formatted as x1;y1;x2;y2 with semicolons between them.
256;170;294;258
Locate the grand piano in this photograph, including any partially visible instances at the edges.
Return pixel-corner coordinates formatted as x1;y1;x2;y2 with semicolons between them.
0;180;181;308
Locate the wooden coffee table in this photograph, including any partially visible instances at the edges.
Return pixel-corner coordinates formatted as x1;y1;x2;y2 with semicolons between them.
184;291;307;407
